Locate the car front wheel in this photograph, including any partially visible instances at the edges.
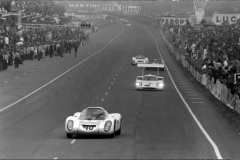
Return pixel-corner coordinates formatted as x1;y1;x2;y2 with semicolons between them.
116;120;122;135
109;121;116;138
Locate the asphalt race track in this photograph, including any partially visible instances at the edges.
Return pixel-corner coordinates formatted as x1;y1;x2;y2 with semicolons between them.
0;17;240;159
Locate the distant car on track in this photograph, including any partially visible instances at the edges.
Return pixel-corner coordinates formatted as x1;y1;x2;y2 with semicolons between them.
135;63;165;90
126;23;132;26
132;55;148;65
65;107;122;138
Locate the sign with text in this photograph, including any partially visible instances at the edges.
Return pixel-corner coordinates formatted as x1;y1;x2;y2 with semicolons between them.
213;14;240;25
67;3;141;13
159;17;190;26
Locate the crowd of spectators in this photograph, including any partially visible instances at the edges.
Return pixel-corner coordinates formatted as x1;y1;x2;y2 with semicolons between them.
0;0;89;72
163;18;240;95
0;25;86;71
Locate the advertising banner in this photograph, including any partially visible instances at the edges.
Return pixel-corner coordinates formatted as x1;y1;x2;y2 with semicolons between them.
159;17;190;26
56;1;141;14
213;14;240;25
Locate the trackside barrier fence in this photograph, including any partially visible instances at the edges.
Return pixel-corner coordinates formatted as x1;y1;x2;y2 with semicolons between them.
159;29;240;114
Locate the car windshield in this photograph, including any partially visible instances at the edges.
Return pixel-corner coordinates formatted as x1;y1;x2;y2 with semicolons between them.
136;56;145;59
80;108;106;120
143;76;157;81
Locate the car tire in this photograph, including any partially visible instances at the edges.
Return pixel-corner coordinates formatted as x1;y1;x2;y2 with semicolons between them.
109;121;116;138
116;120;122;135
67;133;73;138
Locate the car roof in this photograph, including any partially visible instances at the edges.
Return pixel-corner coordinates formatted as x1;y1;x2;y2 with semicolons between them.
84;107;108;113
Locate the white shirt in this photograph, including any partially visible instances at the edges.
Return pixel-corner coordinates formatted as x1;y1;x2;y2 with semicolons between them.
5;37;9;45
203;49;207;60
223;60;228;67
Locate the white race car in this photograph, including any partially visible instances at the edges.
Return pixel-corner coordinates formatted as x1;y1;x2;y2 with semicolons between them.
135;63;164;90
126;23;132;26
65;107;122;138
132;55;148;65
136;74;164;90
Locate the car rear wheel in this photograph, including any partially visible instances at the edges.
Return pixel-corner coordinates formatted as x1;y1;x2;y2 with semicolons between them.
66;133;73;138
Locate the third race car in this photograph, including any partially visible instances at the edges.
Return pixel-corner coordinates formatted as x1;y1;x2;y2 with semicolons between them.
132;55;148;65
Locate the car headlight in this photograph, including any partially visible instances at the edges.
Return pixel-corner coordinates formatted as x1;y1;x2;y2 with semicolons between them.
67;120;74;131
136;82;142;86
157;83;164;88
104;121;112;132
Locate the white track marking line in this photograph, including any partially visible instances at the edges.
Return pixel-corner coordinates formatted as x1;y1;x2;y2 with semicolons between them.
70;139;76;144
142;25;223;159
0;24;125;113
53;157;58;159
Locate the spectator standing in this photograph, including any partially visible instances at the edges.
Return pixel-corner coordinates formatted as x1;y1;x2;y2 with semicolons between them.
74;43;78;57
191;43;196;58
203;48;208;60
49;43;53;58
0;51;3;71
14;51;21;69
223;58;228;68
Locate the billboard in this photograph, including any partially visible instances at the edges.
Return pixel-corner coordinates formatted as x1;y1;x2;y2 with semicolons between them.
55;1;141;14
159;17;190;26
213;14;240;25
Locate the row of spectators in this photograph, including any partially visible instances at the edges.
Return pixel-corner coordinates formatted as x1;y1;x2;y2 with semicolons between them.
0;0;90;71
163;19;240;94
0;26;87;71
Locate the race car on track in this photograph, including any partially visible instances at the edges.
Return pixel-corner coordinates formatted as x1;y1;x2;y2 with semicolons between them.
126;23;132;26
135;63;164;90
65;107;122;138
147;59;165;71
132;55;148;65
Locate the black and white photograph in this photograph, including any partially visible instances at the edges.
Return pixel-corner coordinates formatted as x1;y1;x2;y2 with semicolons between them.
0;0;240;159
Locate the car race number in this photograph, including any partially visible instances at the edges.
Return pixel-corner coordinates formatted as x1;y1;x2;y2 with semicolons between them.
82;125;96;130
